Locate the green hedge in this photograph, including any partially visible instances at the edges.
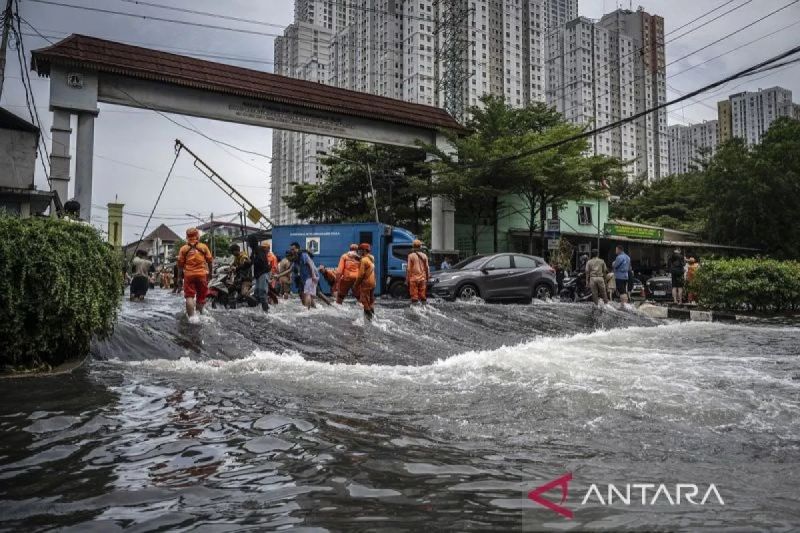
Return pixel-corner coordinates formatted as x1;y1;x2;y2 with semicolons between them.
689;258;800;312
0;215;122;371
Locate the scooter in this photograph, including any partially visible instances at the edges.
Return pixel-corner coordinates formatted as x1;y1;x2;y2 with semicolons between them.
208;266;233;309
559;272;593;303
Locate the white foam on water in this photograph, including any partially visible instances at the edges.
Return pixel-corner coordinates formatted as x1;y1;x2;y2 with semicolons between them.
115;319;800;442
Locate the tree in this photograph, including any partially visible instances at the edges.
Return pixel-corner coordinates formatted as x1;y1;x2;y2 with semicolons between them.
283;141;430;232
424;95;565;253
704;118;800;258
610;172;706;233
425;95;625;255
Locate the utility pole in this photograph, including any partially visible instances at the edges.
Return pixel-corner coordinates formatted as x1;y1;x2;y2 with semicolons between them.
0;0;14;100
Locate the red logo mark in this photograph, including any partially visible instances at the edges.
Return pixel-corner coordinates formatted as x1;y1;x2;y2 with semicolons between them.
528;472;573;519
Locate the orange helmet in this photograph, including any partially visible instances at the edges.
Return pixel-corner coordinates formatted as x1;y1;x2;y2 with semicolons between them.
349;243;358;251
359;243;371;252
186;227;199;239
412;239;423;248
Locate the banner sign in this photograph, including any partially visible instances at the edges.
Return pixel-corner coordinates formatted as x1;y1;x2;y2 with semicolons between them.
604;223;663;241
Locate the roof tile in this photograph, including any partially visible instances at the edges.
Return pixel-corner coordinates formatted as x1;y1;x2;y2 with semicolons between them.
32;34;464;132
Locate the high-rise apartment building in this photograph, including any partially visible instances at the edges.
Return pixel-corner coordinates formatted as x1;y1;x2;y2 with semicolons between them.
666;120;718;176
270;0;577;224
716;87;795;147
269;2;354;225
546;8;667;181
546;17;637;166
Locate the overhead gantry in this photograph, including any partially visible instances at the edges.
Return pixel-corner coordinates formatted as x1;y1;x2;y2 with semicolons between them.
31;34;463;254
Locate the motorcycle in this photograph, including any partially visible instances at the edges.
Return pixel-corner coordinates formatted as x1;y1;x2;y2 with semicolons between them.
208;266;233;309
559;272;593;303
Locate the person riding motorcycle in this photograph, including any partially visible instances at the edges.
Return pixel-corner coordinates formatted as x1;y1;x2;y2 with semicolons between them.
229;244;253;304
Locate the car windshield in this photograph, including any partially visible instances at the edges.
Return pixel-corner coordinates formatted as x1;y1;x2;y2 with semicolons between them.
452;255;487;270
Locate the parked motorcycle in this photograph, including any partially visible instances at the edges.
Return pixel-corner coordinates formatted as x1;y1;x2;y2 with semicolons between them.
559;272;593;303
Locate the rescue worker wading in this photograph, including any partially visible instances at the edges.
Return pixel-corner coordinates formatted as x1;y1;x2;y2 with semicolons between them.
354;243;376;321
318;265;338;291
335;244;361;304
178;227;214;318
406;239;430;304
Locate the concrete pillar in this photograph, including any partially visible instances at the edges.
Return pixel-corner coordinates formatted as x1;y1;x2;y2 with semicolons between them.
75;113;95;220
431;195;444;251
49;109;72;207
428;133;458;254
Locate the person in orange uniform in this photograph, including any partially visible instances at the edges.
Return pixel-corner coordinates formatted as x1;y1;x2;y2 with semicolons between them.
318;265;338;293
335;244;361;304
354;243;376;321
177;227;213;318
686;257;700;303
406;239;430;305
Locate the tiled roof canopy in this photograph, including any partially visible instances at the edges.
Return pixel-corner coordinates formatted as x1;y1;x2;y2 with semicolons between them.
31;34;465;132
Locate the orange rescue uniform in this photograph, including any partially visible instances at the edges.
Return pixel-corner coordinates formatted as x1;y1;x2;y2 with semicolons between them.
355;254;376;313
336;251;361;303
178;239;213;305
406;250;430;303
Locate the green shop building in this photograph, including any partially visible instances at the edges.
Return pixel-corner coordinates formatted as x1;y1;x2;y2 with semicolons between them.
453;195;756;274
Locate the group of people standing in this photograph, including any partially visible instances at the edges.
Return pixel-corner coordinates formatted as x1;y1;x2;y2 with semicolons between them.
584;245;635;306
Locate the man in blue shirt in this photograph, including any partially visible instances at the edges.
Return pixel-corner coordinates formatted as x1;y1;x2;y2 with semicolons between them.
611;245;631;304
290;242;319;309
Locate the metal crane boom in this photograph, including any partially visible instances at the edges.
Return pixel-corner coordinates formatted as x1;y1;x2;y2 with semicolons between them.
175;139;273;230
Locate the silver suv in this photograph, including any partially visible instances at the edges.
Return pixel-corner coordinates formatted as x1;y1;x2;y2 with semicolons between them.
430;253;557;302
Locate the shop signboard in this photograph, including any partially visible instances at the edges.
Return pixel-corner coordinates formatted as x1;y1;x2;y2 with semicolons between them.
603;223;663;241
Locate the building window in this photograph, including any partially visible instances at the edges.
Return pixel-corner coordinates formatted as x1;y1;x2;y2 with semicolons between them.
578;205;593;226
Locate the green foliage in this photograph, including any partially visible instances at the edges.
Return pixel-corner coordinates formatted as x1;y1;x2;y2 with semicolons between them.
610;172;706;233
703;119;800;258
424;95;626;254
283;140;430;233
0;215;122;370
613;118;800;258
690;258;800;313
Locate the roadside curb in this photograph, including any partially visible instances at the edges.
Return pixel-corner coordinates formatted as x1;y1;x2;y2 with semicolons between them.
637;303;737;322
0;355;89;380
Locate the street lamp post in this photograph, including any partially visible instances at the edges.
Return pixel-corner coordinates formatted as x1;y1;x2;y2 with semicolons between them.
317;151;379;223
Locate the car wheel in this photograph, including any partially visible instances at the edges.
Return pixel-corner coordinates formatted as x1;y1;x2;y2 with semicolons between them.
457;283;480;300
533;282;553;300
389;280;409;299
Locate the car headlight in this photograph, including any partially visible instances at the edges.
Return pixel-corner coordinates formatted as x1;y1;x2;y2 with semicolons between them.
430;277;439;284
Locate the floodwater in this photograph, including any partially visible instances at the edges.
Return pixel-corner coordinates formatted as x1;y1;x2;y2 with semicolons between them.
1;291;799;531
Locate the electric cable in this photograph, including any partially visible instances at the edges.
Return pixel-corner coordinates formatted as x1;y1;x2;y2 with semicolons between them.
129;144;182;260
489;43;800;166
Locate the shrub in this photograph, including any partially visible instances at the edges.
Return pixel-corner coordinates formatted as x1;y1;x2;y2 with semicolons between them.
689;257;800;313
0;215;122;371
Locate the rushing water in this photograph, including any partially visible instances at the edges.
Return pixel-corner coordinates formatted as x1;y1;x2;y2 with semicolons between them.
1;291;799;531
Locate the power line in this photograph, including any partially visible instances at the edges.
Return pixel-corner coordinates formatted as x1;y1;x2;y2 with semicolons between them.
114;0;287;29
27;0;285;39
545;0;755;97
494;43;800;166
9;7;50;184
556;0;799;121
666;0;799;68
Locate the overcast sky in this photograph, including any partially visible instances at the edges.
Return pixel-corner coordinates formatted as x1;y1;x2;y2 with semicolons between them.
4;0;798;243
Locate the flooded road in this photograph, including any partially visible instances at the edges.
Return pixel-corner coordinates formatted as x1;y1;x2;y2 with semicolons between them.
1;291;799;531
